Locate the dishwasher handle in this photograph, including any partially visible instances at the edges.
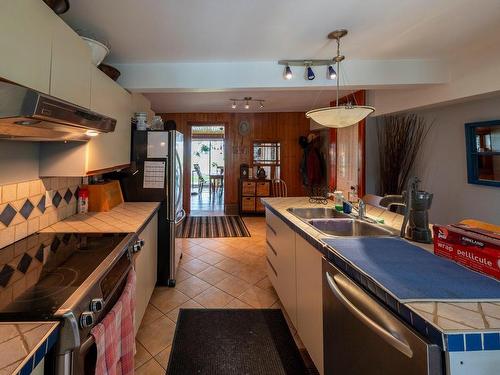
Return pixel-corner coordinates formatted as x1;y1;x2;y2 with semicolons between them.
326;271;414;358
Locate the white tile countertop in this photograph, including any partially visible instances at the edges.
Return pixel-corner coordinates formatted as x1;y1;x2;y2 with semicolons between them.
0;322;59;375
40;202;161;234
261;197;500;341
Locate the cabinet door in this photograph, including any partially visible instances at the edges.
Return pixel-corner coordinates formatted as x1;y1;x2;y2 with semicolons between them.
265;209;297;327
295;234;324;374
0;0;53;93
134;213;158;334
87;67;132;173
50;17;91;108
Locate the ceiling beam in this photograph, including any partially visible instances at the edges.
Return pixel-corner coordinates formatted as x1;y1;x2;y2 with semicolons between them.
114;59;449;93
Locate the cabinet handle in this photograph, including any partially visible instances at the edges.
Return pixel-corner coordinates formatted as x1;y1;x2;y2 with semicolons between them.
266;257;278;276
266;240;277;256
267;223;277;236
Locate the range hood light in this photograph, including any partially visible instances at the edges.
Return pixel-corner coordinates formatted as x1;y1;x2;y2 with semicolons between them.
85;130;99;137
14;120;42;126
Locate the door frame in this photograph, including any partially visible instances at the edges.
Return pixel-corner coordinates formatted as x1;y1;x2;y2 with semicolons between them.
186;122;228;214
328;90;366;198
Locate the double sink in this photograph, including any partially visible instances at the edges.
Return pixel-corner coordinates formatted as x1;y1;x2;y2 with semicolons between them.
287;207;399;237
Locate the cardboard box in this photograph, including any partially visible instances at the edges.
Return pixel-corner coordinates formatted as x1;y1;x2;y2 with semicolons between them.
433;224;500;280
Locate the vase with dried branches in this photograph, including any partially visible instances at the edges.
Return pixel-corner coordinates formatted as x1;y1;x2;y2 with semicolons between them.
377;114;432;196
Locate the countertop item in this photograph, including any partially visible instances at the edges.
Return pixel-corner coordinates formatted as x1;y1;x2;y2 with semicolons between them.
41;202;160;233
322;237;500;302
0;322;59;375
261;197;500;352
82;180;124;212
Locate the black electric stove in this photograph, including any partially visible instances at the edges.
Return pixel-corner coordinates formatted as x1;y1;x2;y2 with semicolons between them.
0;232;130;320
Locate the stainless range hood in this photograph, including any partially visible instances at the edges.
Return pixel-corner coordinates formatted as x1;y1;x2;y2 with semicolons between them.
0;81;116;141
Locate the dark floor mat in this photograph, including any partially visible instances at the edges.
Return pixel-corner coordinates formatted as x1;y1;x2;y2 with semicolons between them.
167;309;313;375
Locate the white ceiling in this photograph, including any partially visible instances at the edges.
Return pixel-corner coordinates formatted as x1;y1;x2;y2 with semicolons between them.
63;0;500;63
144;89;348;113
62;0;500;112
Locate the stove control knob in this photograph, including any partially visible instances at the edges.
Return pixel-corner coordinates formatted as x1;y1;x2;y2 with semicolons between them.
90;298;105;313
80;312;95;328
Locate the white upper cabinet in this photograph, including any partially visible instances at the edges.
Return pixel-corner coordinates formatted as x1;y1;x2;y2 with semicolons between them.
87;67;132;173
0;0;53;93
50;17;92;108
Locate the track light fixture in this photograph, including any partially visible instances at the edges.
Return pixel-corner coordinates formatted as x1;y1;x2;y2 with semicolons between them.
278;59;334;81
228;97;266;110
328;65;337;80
306;66;315;80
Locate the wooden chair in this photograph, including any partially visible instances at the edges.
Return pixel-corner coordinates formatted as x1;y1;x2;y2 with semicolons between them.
193;164;205;194
272;179;288;197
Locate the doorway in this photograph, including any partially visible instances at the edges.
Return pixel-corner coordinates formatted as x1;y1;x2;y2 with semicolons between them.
190;125;225;215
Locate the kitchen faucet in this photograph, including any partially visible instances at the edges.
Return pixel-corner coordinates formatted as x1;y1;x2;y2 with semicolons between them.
343;199;367;220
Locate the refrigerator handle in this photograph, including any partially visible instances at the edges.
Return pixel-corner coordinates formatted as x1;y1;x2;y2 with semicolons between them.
175;209;186;225
325;271;414;358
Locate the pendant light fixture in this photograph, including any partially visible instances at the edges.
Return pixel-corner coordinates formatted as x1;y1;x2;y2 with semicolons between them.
305;30;375;128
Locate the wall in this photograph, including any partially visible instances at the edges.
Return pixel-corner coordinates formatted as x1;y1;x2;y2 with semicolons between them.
159;112;311;213
0;142;40;185
366;94;500;224
0;142;81;248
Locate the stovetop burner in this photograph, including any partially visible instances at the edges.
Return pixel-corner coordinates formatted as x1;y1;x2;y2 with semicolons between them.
0;232;129;320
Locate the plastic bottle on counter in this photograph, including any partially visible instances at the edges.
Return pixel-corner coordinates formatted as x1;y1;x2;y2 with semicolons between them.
78;188;89;214
333;190;344;212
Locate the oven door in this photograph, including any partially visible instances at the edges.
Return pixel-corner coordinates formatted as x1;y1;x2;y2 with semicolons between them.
73;262;133;375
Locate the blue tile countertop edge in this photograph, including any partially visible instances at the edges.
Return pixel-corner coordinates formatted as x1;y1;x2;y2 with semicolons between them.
261;200;500;353
16;325;60;375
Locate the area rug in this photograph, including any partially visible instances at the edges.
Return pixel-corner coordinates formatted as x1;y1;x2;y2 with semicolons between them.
176;215;251;238
167;309;314;375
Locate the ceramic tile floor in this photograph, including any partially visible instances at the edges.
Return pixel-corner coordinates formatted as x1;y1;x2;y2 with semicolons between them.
134;216;304;373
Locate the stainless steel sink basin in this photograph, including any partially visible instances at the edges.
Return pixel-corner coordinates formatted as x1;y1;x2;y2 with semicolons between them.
287;207;350;220
308;218;398;237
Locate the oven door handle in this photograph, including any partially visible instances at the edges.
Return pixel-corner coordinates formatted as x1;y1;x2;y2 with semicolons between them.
80;334;95;354
325;271;413;358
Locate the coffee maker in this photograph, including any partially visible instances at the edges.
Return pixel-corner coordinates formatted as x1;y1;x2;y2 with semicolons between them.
380;177;433;243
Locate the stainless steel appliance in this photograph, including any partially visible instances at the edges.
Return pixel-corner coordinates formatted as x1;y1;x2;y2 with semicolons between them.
118;130;185;286
0;231;144;375
0;81;116;141
322;257;442;375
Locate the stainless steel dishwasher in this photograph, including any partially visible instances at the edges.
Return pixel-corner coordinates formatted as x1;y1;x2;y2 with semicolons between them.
322;258;443;375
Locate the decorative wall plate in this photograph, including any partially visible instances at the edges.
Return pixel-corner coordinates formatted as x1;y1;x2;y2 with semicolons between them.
238;120;250;136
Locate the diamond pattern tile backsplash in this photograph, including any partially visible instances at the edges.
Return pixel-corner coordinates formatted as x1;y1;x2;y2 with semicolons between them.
0;177;82;249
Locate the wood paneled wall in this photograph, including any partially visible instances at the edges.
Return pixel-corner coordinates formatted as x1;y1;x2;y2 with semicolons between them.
159;112;310;213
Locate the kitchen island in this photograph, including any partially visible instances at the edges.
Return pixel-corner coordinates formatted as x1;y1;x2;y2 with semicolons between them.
262;197;500;375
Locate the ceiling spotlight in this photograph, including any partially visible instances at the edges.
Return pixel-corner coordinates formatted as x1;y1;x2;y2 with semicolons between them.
284;65;293;80
306;66;315;80
259;101;264;109
231;101;237;109
328;65;337;80
244;100;250;110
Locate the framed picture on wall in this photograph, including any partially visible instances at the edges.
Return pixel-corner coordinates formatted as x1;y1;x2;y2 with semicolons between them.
465;120;500;187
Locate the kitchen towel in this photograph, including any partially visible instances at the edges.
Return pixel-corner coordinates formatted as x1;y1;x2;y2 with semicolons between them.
323;237;500;302
91;269;136;375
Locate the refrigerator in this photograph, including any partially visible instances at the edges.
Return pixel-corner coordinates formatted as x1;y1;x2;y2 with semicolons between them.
119;130;185;286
